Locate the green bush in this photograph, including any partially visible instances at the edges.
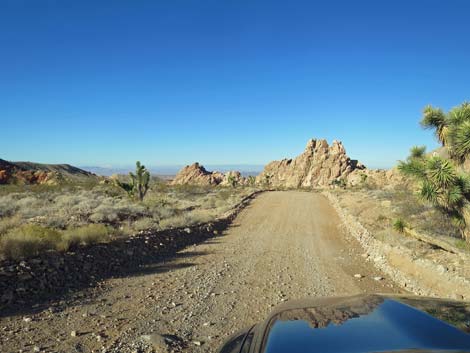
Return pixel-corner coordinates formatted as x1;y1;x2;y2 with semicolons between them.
0;224;61;260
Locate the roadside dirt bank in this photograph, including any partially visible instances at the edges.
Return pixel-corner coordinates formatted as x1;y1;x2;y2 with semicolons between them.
325;190;470;301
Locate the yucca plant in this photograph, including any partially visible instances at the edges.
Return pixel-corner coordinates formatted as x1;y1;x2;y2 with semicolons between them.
421;102;470;162
398;147;470;240
392;218;407;233
114;161;150;201
421;106;449;146
227;174;238;188
130;161;150;201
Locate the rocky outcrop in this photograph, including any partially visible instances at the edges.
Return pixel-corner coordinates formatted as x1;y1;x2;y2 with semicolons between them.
170;163;223;186
347;168;406;189
171;163;246;186
257;139;364;188
220;171;246;187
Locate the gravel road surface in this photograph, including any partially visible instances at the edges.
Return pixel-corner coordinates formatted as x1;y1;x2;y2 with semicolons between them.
0;191;400;353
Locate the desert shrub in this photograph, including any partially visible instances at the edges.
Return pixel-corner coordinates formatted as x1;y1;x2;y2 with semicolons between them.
89;204;119;223
392;218;407;233
174;184;212;198
88;199;148;224
377;214;388;222
152;205;177;220
58;224;112;250
115;200;147;219
200;196;217;209
455;239;470;252
15;196;47;218
158;209;215;229
132;217;158;231
0;194;19;217
158;215;186;229
331;178;347;188
0;225;62;260
187;209;216;224
61;224;111;249
0;216;22;235
41;215;69;229
217;190;232;201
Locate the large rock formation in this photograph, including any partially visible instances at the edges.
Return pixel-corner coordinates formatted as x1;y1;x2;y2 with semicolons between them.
171;163;246;186
257;139;364;188
170;163;223;186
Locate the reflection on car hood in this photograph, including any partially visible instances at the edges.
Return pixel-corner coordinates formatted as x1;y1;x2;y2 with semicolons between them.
260;295;470;353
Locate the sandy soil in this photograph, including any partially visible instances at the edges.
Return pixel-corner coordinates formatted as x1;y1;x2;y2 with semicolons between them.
0;191;401;353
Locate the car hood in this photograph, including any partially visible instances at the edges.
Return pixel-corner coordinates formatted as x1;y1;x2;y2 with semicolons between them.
254;294;470;353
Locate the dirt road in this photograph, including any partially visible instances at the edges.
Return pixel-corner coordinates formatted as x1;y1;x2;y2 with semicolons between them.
0;191;400;353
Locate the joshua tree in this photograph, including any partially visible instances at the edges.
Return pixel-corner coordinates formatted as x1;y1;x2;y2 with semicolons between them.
114;161;150;201
421;105;449;146
227;174;238;188
398;147;470;240
421;102;470;163
263;173;273;188
130;161;150;201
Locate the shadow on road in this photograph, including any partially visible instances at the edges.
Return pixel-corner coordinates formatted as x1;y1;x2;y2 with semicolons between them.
0;238;219;318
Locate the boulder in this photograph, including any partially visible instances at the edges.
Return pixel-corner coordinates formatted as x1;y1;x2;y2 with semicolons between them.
171;163;243;186
220;171;246;187
347;168;406;189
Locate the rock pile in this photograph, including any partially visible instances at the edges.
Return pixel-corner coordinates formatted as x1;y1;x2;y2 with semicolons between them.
347;168;406;189
257;139;364;188
171;163;246;186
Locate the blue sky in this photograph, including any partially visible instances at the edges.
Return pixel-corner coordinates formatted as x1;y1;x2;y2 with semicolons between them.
1;0;469;169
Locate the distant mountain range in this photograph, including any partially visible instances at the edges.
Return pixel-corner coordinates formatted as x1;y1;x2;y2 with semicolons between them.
79;165;264;177
0;158;263;185
0;158;96;184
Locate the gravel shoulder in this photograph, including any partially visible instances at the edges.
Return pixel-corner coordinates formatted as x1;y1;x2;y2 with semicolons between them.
0;191;400;353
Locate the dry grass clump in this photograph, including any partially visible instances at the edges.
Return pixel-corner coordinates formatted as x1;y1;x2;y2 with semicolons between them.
0;224;112;260
0;224;62;260
62;224;111;248
0;215;22;235
132;217;159;231
158;209;217;229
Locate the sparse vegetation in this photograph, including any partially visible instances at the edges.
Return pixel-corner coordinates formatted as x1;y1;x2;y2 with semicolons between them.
359;173;368;184
0;179;257;260
62;224;111;249
263;173;272;188
331;177;347;188
392;218;407;233
227;174;238;188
